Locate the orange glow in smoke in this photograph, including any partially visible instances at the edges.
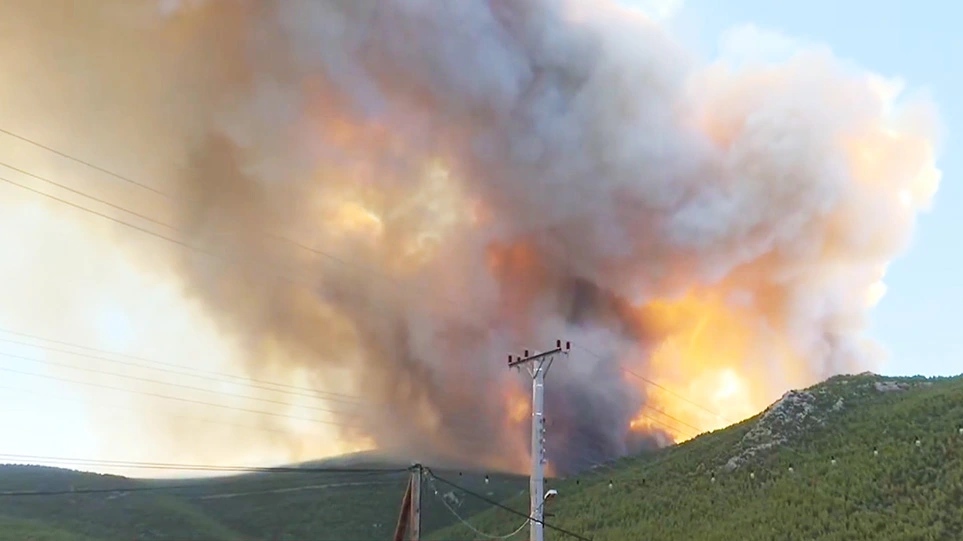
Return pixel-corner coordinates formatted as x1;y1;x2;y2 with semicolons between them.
625;290;800;443
330;202;384;237
506;388;531;424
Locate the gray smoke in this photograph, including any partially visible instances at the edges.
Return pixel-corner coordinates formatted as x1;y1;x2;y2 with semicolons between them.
0;0;940;474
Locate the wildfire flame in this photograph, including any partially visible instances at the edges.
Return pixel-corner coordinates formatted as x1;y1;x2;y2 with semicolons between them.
625;291;794;441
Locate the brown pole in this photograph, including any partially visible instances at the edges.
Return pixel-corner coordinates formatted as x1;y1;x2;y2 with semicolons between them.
410;465;422;540
392;478;413;541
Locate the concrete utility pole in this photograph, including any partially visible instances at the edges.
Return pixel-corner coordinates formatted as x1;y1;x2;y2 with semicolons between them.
508;340;570;541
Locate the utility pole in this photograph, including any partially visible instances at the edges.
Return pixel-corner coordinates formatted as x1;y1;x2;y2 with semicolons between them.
391;464;422;541
508;339;570;541
391;479;411;541
410;464;422;541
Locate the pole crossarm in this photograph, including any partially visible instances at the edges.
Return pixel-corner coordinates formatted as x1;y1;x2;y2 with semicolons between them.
508;347;562;369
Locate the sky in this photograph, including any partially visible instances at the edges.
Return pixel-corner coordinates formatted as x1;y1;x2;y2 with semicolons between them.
0;0;958;475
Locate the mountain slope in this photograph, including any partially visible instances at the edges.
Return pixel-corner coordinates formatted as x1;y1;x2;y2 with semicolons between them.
4;373;960;540
430;373;963;541
0;459;526;540
0;516;101;541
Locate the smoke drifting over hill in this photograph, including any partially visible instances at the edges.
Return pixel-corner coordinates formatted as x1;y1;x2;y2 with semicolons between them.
0;0;940;474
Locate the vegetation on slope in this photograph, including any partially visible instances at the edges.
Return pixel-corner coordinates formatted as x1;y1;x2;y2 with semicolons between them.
4;373;960;540
0;459;526;540
430;373;963;541
0;516;100;541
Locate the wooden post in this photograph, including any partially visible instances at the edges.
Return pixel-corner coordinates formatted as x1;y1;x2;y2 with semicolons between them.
410;465;422;541
392;478;412;541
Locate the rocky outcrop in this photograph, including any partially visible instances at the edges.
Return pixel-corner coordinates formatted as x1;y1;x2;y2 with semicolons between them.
874;380;910;393
721;374;938;472
725;390;819;471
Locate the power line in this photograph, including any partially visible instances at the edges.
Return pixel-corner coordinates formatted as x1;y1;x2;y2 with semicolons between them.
573;343;728;424
0;349;359;417
0;159;473;362
0;341;699;461
188;478;406;500
0;364;348;428
0;129;725;429
0;127;168;196
0;482;224;497
0;169;368;312
0;328;369;405
0;341;706;462
0;454;412;475
0;365;504;452
0;173;234;268
0;128;459;308
0;159;175;230
0;127;728;463
0;472;406;498
624;366;727;422
0;126;741;426
0;337;705;462
427;476;528;540
0;384;320;437
631;411;697;441
640;405;702;436
427;469;592;541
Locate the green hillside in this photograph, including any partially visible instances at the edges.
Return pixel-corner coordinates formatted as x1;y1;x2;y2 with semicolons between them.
0;516;100;541
4;373;961;540
0;458;527;540
430;373;963;540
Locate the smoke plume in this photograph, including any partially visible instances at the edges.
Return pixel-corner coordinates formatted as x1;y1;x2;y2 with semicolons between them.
0;0;940;474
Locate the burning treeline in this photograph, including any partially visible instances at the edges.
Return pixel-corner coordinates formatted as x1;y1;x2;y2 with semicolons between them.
0;0;940;475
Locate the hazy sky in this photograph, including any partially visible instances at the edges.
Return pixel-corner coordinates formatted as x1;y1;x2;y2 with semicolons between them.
0;0;957;474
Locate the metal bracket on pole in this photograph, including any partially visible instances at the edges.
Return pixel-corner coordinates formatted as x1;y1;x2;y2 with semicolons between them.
506;340;570;541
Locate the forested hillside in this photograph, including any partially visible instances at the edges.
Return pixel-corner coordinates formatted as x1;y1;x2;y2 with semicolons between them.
431;373;963;541
3;373;960;540
0;459;526;540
